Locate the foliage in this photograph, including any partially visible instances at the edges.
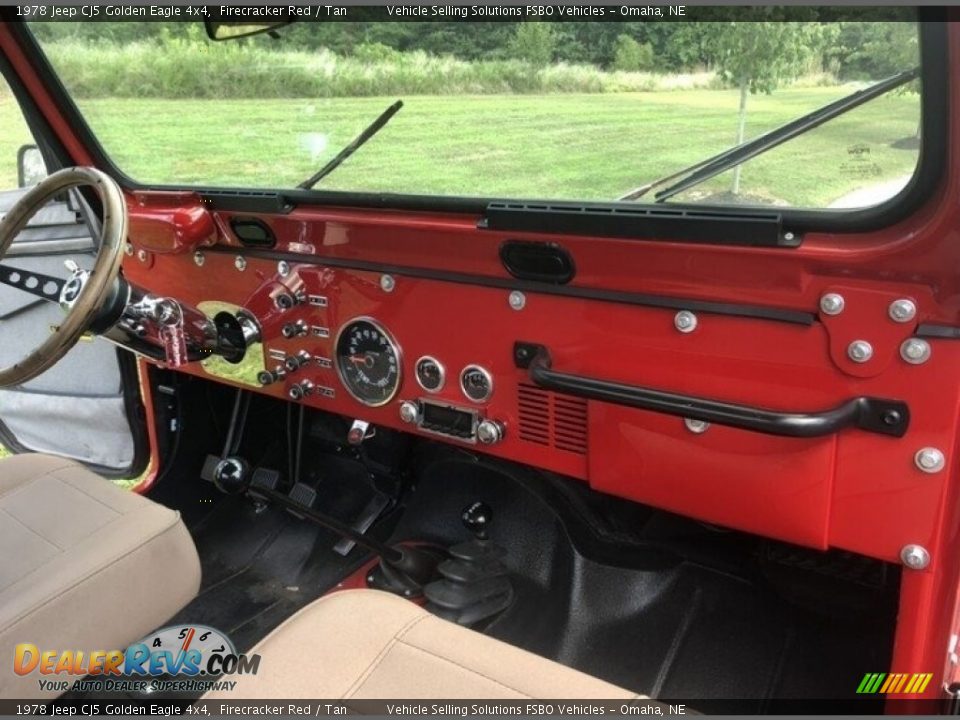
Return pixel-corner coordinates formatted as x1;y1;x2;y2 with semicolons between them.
27;20;916;81
40;40;719;99
706;19;824;94
828;22;919;80
612;35;655;73
507;22;556;67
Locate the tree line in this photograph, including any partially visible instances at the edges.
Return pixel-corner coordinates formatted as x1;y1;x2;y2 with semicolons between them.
32;18;918;81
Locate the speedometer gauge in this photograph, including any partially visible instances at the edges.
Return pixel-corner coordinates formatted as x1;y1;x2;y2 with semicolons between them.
335;318;401;407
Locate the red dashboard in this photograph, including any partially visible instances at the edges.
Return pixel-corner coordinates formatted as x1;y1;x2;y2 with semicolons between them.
122;193;960;568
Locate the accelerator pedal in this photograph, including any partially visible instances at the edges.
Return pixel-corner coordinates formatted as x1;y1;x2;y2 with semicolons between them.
333;491;391;556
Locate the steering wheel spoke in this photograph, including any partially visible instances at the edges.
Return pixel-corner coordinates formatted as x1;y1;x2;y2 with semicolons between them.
0;263;65;302
0;166;126;386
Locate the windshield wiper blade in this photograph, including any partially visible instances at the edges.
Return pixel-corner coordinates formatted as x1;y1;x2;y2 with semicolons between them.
298;100;403;189
619;68;919;203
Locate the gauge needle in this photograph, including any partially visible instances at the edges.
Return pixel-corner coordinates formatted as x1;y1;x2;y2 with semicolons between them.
349;352;381;364
349;353;378;368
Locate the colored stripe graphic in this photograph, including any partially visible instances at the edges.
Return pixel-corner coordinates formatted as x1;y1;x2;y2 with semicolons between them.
857;672;932;695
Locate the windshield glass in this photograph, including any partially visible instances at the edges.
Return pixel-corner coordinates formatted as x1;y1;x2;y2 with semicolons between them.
29;16;922;210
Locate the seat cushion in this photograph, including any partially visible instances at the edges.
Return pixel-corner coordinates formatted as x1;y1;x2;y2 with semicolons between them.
0;453;200;698
205;589;643;700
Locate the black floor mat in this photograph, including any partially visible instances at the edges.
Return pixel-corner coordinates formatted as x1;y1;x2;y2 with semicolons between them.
389;452;896;709
169;493;372;652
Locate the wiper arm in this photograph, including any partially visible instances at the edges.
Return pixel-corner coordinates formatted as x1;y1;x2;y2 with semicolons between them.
298;100;403;189
619;68;919;203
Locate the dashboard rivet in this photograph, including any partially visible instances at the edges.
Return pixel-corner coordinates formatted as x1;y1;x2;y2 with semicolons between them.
508;291;526;311
234;256;247;272
900;544;931;571
847;340;873;363
684;418;710;434
124;243;134;257
819;293;845;316
889;298;917;323
277;261;290;277
193;251;205;267
915;447;946;474
901;338;931;365
136;249;148;263
674;311;697;333
380;274;396;293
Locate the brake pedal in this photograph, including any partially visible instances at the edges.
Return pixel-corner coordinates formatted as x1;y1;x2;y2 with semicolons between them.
248;467;282;500
286;482;318;520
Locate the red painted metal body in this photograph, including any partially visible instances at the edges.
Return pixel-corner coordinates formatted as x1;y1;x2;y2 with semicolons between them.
3;16;960;703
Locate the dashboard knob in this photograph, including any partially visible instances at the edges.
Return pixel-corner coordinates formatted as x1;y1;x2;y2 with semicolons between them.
399;401;420;424
257;366;286;386
281;320;308;339
476;419;505;445
274;292;300;310
284;351;311;372
288;380;314;400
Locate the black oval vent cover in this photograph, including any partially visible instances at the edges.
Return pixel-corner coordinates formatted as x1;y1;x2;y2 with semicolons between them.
230;217;275;248
500;240;575;285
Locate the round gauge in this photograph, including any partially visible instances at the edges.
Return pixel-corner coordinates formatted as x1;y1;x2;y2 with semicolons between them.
415;356;445;393
460;365;493;403
335;318;401;407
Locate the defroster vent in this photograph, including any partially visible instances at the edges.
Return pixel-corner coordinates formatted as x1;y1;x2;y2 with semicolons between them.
518;383;587;455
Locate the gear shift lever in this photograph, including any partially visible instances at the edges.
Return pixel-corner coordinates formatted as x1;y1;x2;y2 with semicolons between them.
424;501;514;625
462;501;491;541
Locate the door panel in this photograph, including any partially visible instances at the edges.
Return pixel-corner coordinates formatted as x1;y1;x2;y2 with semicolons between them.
0;187;136;471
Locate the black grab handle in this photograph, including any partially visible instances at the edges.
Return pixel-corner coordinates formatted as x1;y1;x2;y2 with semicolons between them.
513;342;909;439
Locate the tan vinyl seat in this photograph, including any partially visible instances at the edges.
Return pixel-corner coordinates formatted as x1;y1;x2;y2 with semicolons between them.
205;589;646;700
0;453;201;698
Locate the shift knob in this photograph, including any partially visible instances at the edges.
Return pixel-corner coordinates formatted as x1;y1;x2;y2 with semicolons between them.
462;501;492;540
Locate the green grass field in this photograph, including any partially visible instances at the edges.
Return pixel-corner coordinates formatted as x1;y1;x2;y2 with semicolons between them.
1;87;920;207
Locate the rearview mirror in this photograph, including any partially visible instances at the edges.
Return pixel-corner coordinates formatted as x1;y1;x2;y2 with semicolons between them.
17;145;47;187
203;17;292;41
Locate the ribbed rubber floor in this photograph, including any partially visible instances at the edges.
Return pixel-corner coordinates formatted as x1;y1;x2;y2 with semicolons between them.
388;451;897;710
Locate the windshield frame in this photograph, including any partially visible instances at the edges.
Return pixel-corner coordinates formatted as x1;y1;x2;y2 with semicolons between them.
6;11;948;238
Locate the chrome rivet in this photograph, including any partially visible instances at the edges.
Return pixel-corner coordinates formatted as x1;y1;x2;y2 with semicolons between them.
889;298;917;323
900;544;931;571
684;418;710;434
674;310;698;333
136;249;148;263
783;231;795;242
915;447;946;474
278;260;290;277
193;251;205;267
124;242;134;257
847;340;873;363
819;293;845;316
508;291;526;311
234;256;247;272
901;338;931;365
380;274;395;293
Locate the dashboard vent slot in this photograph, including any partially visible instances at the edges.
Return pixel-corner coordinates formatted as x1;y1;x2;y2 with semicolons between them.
518;383;587;454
